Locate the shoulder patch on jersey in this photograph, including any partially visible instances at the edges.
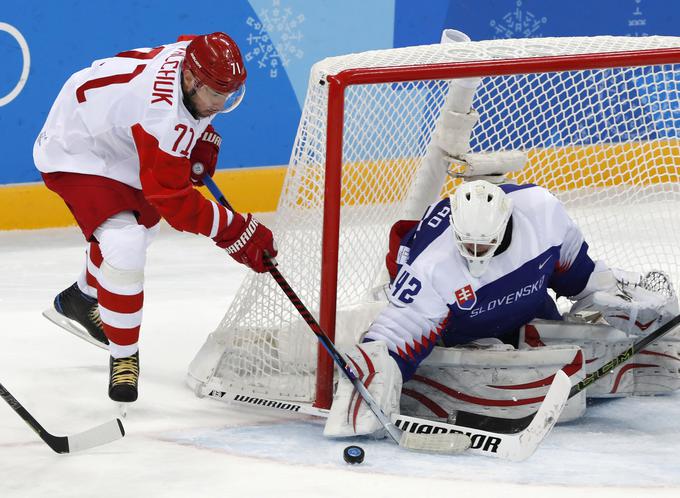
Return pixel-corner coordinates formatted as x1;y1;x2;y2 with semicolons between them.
397;245;411;265
407;198;452;264
454;284;477;310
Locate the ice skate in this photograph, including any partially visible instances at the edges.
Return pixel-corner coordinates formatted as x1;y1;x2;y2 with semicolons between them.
43;282;109;350
109;352;139;403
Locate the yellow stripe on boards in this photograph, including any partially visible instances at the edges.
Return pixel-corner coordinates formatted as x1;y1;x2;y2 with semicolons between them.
333;140;680;207
196;166;287;213
0;182;73;230
515;139;680;190
2;140;679;230
0;167;287;230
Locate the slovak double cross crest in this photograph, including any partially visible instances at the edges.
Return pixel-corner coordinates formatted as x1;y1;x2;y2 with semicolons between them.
454;284;477;310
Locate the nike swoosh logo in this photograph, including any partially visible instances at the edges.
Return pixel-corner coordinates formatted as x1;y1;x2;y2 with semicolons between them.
538;255;552;269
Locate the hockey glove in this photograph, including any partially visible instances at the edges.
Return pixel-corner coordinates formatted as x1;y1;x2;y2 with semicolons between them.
189;125;221;186
571;270;679;335
214;212;277;273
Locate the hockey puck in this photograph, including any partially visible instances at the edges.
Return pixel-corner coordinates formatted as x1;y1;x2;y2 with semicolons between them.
343;445;365;464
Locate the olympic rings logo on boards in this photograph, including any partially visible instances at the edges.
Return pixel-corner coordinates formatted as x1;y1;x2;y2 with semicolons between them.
0;22;30;107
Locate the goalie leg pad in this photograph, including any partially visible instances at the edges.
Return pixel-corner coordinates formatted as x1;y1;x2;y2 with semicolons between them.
633;334;680;395
433;110;479;157
324;341;402;438
400;343;586;423
520;319;680;396
187;332;227;390
439;29;481;113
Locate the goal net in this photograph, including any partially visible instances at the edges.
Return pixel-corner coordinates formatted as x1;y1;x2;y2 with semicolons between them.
188;34;680;409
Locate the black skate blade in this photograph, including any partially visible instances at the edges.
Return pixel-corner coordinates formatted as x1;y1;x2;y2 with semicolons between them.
42;307;108;351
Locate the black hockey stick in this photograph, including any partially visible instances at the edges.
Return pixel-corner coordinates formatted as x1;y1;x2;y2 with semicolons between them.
450;313;680;433
201;174;470;453
0;381;125;453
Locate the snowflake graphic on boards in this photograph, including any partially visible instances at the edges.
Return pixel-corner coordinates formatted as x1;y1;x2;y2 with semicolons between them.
627;0;648;37
245;0;305;79
489;0;547;39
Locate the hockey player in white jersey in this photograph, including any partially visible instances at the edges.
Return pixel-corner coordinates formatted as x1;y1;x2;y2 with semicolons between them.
34;33;277;403
324;179;678;437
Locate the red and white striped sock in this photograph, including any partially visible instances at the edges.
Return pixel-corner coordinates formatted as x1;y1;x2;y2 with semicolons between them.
76;241;103;299
90;215;156;359
97;261;144;359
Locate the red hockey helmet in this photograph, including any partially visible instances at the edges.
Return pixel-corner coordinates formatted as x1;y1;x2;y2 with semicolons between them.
184;32;247;112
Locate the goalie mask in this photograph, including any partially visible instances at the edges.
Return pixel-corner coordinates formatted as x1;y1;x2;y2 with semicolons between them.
449;180;513;277
184;32;247;114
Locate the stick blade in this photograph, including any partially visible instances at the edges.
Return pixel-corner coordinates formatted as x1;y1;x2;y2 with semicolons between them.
65;418;125;453
399;431;471;454
505;369;570;462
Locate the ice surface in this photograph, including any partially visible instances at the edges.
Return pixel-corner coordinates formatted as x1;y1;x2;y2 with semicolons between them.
1;223;679;498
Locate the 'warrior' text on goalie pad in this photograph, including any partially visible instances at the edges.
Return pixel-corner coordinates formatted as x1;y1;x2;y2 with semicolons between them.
519;319;680;397
400;343;585;423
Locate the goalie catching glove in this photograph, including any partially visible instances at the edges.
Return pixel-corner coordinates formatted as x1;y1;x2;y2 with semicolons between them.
324;341;402;438
214;212;277;273
570;265;678;335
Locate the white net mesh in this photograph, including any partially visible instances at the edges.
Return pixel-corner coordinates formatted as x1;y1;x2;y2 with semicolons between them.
190;36;680;404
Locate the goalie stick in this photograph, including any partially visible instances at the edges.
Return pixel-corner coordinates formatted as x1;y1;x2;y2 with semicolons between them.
0;381;125;453
449;313;680;434
199;368;570;462
199;173;471;454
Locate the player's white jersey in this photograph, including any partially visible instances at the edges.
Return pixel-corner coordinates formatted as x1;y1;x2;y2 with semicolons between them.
34;42;212;189
364;184;596;379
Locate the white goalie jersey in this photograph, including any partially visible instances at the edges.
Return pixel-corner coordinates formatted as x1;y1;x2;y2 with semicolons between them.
365;183;597;380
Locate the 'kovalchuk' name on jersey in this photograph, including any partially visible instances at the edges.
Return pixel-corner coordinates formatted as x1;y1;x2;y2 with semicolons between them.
364;184;596;380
